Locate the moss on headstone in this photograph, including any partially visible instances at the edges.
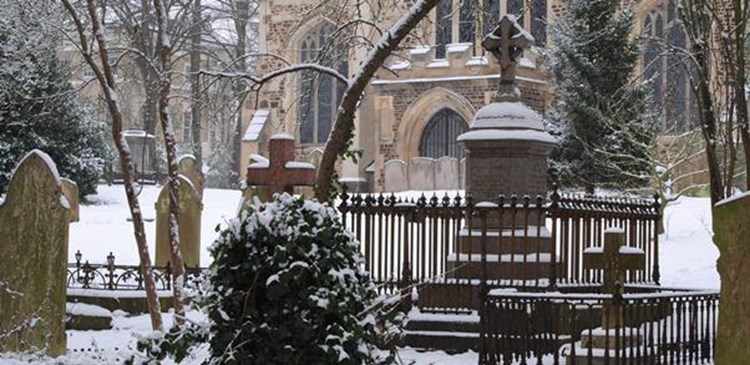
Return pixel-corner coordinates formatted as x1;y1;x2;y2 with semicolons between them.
0;150;69;356
155;175;203;268
713;193;750;364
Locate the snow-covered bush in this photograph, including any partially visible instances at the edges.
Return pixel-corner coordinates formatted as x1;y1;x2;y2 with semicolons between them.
206;194;400;364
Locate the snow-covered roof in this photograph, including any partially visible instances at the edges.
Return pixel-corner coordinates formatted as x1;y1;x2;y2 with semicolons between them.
243;109;270;142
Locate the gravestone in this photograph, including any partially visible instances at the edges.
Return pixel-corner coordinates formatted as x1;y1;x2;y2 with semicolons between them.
0;150;69;356
408;157;436;191
384;159;408;192
60;178;80;222
434;156;459;190
246;134;316;199
155;175;203;268
177;155;204;200
713;192;750;364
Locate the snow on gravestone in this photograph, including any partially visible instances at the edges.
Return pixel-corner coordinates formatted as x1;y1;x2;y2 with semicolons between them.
154;175;203;268
713;192;750;364
0;150;69;356
60;178;79;222
177;155;204;201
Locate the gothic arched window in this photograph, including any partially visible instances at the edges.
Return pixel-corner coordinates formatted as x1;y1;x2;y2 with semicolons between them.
435;0;547;57
643;3;695;131
419;108;468;159
299;24;348;144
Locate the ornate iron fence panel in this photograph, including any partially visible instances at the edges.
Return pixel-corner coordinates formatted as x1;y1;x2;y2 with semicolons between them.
67;251;206;291
480;289;719;364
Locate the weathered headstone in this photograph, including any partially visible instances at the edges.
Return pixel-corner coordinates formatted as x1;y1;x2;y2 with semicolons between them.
384;159;408;192
408;157;436;191
434;156;459;190
0;150;69;356
155;175;203;268
60;178;80;222
177;155;204;200
246;134;316;198
713;192;750;364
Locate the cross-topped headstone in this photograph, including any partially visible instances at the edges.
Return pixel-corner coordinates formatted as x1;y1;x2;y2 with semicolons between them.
246;134;317;197
583;227;645;328
481;14;534;101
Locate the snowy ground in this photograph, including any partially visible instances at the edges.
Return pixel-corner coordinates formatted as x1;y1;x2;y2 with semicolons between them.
15;185;720;364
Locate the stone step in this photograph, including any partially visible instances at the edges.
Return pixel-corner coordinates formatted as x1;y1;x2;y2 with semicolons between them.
402;308;480;352
457;226;553;255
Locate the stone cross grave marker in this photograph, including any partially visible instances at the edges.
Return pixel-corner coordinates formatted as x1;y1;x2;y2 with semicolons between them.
583;228;645;328
0;150;69;356
155;175;203;268
481;14;533;99
177;154;204;200
60;178;79;222
246;134;316;198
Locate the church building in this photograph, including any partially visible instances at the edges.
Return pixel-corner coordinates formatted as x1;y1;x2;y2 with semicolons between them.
241;0;694;192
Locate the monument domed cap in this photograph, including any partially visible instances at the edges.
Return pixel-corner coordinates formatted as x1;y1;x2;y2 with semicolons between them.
470;101;545;131
457;101;555;144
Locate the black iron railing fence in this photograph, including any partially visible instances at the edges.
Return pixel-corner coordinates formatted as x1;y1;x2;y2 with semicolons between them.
67;251;204;291
337;185;661;308
480;288;719;365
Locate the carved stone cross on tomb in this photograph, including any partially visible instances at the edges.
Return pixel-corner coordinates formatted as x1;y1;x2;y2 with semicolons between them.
481;14;534;98
246;134;316;195
583;227;645;328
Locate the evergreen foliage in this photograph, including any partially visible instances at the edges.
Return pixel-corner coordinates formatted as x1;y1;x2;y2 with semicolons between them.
205;194;400;364
546;0;657;192
0;3;110;196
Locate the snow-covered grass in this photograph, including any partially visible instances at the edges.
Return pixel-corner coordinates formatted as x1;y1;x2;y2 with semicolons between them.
52;185;721;363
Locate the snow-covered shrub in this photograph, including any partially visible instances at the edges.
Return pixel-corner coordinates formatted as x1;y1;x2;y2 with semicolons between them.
206;194;400;364
0;3;110;197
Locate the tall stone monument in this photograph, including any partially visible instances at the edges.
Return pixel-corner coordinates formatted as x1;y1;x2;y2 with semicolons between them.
0;150;69;355
447;15;556;295
177;155;204;201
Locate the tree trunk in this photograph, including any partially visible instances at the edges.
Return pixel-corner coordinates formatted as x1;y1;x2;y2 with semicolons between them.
190;0;203;166
315;0;440;202
61;0;164;331
154;0;186;325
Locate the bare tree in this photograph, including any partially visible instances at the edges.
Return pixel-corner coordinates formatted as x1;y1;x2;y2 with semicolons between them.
60;0;164;330
674;0;750;205
153;0;187;324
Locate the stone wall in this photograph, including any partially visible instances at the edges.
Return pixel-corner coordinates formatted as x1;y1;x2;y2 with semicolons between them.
383;157;463;192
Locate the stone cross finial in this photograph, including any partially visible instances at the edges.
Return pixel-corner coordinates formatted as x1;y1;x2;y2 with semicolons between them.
481;15;534;101
246;134;317;197
583;228;645;328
